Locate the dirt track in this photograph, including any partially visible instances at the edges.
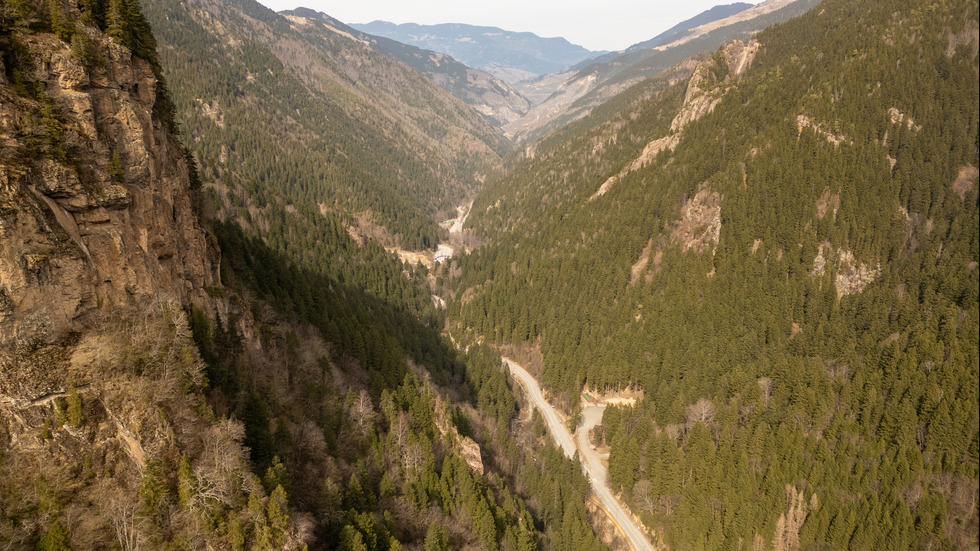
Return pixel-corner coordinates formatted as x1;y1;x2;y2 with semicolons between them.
505;358;655;551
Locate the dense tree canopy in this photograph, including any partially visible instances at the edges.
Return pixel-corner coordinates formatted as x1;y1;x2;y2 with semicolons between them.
448;0;980;547
142;0;510;251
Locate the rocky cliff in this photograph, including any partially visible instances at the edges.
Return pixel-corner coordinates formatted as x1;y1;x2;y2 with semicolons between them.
0;26;217;379
0;5;287;548
590;39;757;201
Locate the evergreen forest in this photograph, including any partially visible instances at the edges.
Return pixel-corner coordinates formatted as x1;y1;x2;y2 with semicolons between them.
142;0;512;251
0;0;977;549
447;0;979;548
0;0;603;549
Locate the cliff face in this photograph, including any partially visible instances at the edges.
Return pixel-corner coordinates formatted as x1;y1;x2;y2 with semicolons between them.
0;28;217;384
0;8;286;549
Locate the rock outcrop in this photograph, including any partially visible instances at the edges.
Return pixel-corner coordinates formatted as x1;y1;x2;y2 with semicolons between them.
811;242;881;298
952;164;977;200
671;184;723;254
0;30;218;374
815;188;840;220
590;39;758;200
671;39;758;132
796;114;850;145
434;397;485;475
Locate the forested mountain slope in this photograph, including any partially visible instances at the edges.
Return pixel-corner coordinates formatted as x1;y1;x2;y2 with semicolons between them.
448;0;980;547
505;0;820;144
142;0;512;251
1;1;610;549
283;8;532;128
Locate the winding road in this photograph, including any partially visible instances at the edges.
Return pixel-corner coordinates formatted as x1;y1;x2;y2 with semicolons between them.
504;358;655;551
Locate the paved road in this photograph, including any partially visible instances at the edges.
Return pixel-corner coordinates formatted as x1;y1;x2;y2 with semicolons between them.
504;358;655;551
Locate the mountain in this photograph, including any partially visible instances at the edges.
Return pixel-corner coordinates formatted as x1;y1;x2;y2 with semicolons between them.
447;0;979;548
0;1;609;549
283;8;531;127
626;2;753;52
5;0;978;548
1;0;216;376
350;20;604;84
0;1;277;547
506;0;820;143
142;0;512;251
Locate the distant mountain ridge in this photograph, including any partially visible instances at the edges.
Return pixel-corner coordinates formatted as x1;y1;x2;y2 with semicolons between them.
350;20;604;83
506;0;820;143
284;8;531;127
626;2;753;52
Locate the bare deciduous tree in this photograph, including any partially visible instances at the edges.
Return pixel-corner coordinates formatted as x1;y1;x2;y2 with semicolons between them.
632;479;655;514
401;441;423;479
792;412;813;434
898;482;923;510
665;423;684;441
293;420;327;463
951;476;978;516
193;419;246;508
392;411;410;450
348;389;375;435
686;397;716;427
758;377;773;407
105;495;144;551
739;404;754;425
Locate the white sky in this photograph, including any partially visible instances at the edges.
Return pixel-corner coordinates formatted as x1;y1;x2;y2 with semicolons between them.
254;0;761;51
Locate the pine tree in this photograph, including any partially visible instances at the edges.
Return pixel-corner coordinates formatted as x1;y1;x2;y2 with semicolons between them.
267;485;289;546
38;518;72;551
423;523;450;551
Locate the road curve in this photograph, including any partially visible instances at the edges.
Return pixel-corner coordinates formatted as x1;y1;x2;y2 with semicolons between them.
504;358;655;551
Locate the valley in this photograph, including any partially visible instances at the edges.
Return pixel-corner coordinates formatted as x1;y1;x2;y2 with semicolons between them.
0;0;977;549
385;201;471;268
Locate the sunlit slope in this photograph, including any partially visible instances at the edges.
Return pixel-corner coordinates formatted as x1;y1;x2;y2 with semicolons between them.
144;0;511;250
449;0;979;547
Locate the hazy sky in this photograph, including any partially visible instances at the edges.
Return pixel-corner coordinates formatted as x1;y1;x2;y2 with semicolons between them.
254;0;761;51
